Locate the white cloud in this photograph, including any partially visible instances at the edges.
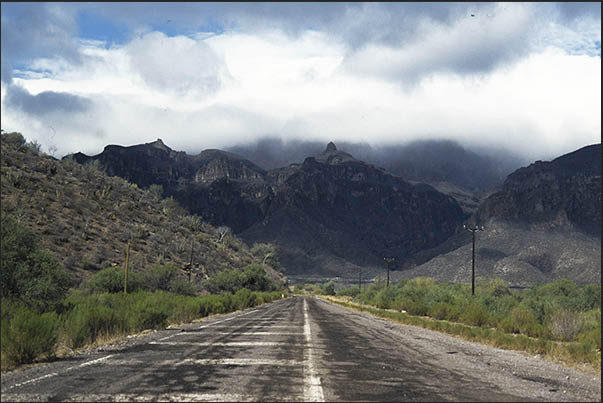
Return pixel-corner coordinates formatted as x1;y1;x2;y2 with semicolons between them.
1;19;600;162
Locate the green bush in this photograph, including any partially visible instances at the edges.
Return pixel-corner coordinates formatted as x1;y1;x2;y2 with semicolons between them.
430;302;461;321
168;277;197;296
203;269;245;294
203;264;277;294
86;266;141;294
460;302;490;327
578;328;601;351
63;303;123;349
2;306;59;365
141;264;179;291
337;287;360;297
322;281;336;296
1;213;70;312
1;131;26;149
374;286;396;309
233;288;257;310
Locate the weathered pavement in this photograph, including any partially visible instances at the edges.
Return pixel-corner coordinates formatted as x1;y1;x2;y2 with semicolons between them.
1;296;600;401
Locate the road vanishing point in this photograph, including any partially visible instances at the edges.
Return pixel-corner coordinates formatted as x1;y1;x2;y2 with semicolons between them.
1;296;600;402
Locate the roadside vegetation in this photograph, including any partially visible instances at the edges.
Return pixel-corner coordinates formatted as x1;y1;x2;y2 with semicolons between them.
295;278;601;372
1;132;288;371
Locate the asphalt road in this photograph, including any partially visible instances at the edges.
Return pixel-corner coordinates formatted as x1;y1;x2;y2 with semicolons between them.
1;296;600;402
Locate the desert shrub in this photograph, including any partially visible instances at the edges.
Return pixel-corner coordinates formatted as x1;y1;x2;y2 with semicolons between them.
203;264;277;294
203;269;245;294
549;309;582;341
242;264;277;292
198;294;227;316
322;281;336;296
484;279;512;297
1;131;26;149
460;302;490;327
168;278;197;296
429;302;461;321
62;302;124;349
233;288;257;310
405;299;430;316
397;277;434;304
374;286;397;309
86;266;142;294
2;306;59;365
499;306;548;338
576;284;602;311
337;287;360;297
1;213;70;312
141;264;178;291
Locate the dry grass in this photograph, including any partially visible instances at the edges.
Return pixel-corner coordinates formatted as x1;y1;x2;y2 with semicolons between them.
321;295;601;375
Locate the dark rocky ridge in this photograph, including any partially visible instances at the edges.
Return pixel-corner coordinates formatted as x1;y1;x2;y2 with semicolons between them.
475;144;601;237
67;141;467;277
388;144;602;286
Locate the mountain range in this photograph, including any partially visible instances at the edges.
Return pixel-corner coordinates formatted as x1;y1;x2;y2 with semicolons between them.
67;139;601;285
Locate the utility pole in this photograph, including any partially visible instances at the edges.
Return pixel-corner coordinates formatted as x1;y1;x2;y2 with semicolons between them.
188;238;194;283
358;268;362;291
384;257;394;287
464;224;484;295
124;240;130;295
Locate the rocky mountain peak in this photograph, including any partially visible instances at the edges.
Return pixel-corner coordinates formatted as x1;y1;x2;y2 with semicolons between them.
316;142;357;165
150;138;170;151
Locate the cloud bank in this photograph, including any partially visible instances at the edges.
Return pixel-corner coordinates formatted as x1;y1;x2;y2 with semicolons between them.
0;3;600;161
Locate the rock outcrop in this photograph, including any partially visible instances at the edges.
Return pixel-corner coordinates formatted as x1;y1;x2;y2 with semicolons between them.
67;141;467;277
475;144;601;237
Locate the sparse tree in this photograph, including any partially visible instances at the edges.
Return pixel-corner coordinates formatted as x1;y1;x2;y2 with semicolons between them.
216;226;231;243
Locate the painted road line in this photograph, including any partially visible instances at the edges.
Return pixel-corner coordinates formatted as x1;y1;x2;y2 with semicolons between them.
177;331;303;336
103;358;303;367
149;341;293;346
178;358;303;366
158;307;264;341
303;298;325;402
5;372;59;391
194;325;300;329
0;393;302;402
5;354;116;391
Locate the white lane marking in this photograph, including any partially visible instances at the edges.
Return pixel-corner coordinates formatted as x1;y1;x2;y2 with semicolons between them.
196;325;300;329
303;298;325;402
178;358;302;366
6;372;59;390
5;354;117;391
149;341;291;346
104;358;302;367
159;307;264;341
176;332;303;336
0;393;301;402
71;354;115;369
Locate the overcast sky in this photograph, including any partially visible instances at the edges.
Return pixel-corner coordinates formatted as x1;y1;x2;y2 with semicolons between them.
1;2;600;160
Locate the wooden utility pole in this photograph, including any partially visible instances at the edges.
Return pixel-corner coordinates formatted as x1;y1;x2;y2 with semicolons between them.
358;268;362;291
384;257;395;287
124;240;130;295
464;225;484;295
188;238;194;283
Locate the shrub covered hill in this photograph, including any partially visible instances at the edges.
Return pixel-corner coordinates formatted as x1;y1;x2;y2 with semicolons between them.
68;139;466;279
391;144;601;287
0;132;286;289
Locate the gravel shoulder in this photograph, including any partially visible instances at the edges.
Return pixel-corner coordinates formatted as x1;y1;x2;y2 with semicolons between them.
317;296;601;402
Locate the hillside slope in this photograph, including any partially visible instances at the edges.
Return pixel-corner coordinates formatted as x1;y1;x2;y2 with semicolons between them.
1;132;285;288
